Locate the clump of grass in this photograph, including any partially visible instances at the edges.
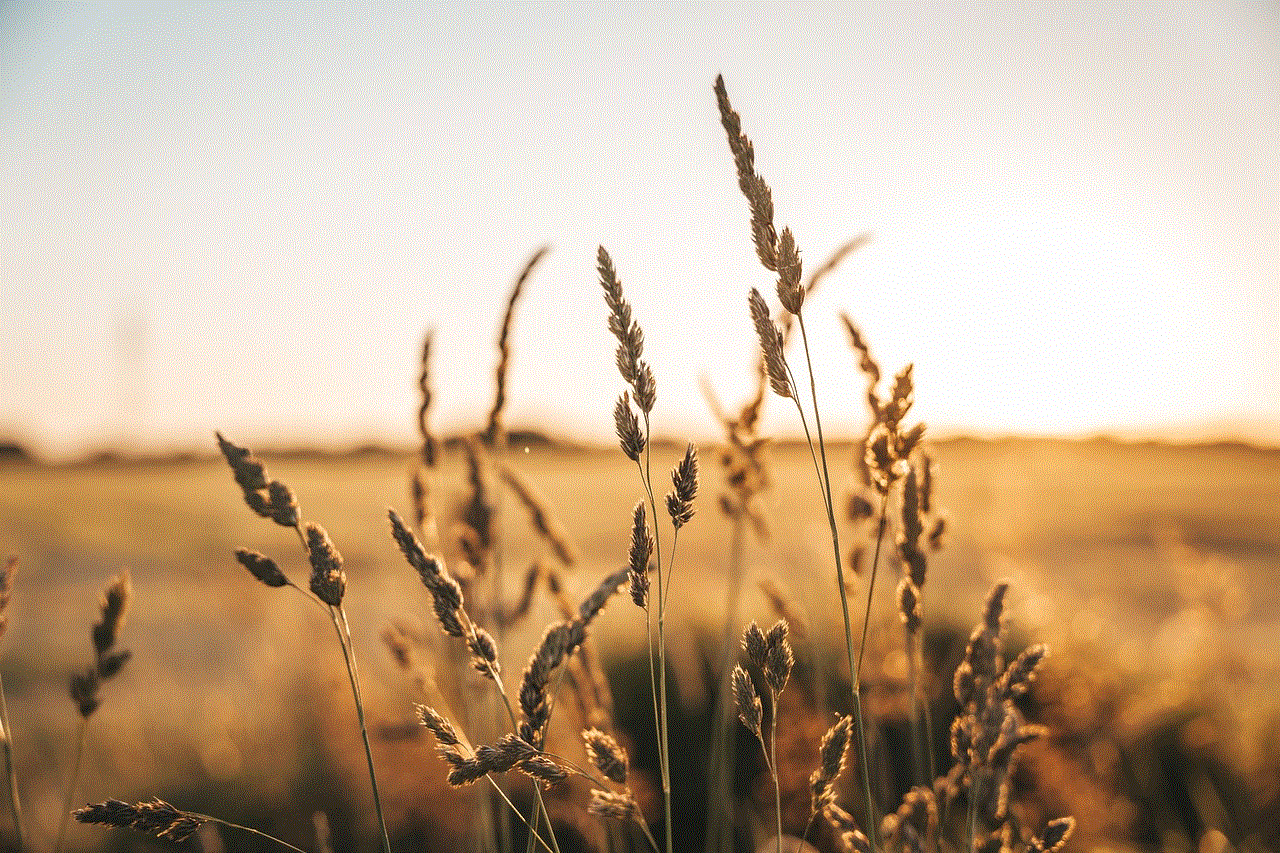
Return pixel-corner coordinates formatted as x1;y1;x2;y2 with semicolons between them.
216;432;392;853
716;72;881;845
599;244;700;853
56;571;131;853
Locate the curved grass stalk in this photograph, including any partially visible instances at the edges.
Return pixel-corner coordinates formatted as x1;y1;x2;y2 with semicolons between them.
0;672;25;850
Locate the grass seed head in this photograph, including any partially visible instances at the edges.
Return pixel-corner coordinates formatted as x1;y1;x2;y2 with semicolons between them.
583;728;628;784
0;556;15;639
748;289;792;399
628;502;652;608
614;393;646;462
587;789;637;821
75;799;205;844
666;442;699;529
235;549;288;588
732;664;762;738
304;523;345;607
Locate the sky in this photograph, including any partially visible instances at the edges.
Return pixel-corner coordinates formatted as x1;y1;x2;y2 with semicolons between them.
2;2;1278;459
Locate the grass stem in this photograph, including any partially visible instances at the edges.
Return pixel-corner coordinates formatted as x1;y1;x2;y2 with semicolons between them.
54;717;89;853
0;672;25;850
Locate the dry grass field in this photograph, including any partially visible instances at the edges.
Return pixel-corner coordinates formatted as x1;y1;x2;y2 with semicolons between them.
1;436;1276;852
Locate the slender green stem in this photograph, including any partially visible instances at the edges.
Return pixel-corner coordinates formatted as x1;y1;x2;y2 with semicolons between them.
330;608;392;853
0;672;25;850
790;313;879;847
54;717;89;853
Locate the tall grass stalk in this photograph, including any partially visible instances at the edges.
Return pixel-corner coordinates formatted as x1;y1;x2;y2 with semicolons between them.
0;556;23;850
0;673;22;850
54;720;88;853
720;71;882;842
705;509;745;853
795;315;883;848
288;523;393;853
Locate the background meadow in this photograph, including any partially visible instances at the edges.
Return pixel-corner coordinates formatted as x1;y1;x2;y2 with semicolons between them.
1;3;1277;852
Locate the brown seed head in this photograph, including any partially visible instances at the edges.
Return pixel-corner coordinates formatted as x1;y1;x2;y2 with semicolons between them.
577;566;629;628
742;621;768;669
810;714;852;813
714;75;780;273
613;392;645;462
484;245;549;448
775;226;804;313
266;480;299;527
628;502;652;608
665;442;699;529
92;571;131;657
731;664;762;738
763;619;793;695
582;728;628;784
305;523;345;607
235;549;288;588
416;704;460;746
1030;817;1075;853
748;289;792;399
897;578;922;635
587;789;638;821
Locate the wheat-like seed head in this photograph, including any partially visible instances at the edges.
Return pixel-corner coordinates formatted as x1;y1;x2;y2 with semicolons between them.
748;288;792;399
823;803;871;853
234;549;288;588
714;75;779;274
665;442;699;529
498;463;579;566
1029;818;1075;853
613;393;645;462
742;621;768;669
598;246;656;414
628;502;652;609
731;664;762;738
75;799;205;844
304;523;345;607
763;619;793;695
92;571;131;657
215;433;299;527
810;715;853;814
898;466;927;589
897;577;922;636
0;556;16;640
484;245;549;448
417;704;460;747
582;728;628;784
587;789;638;821
999;644;1048;699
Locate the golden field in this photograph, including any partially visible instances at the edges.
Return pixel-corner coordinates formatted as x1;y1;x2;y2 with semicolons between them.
0;436;1277;852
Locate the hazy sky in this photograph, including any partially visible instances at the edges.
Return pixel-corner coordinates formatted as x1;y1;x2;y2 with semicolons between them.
3;2;1278;458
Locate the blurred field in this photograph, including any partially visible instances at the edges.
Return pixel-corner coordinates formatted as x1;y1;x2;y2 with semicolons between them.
1;436;1277;852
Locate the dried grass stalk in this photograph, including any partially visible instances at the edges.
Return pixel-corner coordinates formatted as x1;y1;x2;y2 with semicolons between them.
498;463;579;566
484;245;549;448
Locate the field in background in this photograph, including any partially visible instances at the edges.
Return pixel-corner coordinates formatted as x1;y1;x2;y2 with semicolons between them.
1;436;1277;852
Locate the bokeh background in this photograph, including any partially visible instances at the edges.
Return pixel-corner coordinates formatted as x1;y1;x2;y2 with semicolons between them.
2;3;1277;852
